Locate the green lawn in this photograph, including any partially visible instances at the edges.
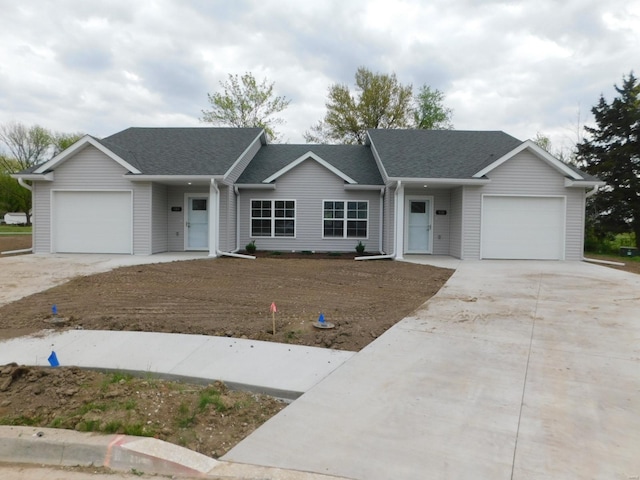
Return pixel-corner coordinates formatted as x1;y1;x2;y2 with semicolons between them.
0;225;32;234
584;251;640;263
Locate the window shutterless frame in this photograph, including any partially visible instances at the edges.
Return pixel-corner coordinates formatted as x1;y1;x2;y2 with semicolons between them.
322;200;368;239
250;199;296;238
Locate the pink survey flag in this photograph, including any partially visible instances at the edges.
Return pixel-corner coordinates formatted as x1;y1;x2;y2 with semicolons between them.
270;302;277;313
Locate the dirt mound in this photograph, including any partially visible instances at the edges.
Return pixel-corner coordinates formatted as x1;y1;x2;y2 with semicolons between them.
0;363;285;458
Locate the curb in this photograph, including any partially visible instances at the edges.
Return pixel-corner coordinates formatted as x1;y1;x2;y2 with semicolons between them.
0;426;351;479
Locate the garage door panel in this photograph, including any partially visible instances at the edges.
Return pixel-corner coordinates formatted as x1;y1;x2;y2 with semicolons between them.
53;191;132;254
482;196;564;260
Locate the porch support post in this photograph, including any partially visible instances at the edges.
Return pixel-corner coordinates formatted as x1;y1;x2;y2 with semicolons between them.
209;179;219;257
395;181;405;260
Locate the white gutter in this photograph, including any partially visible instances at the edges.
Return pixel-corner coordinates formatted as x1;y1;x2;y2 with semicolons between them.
212;183;255;260
356;182;398;261
218;251;256;259
17;178;32;191
583;256;625;266
378;187;384;253
585;185;599;198
2;247;33;255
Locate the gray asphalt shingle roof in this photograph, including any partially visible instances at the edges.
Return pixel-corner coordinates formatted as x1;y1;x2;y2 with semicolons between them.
236;144;383;185
100;127;263;175
367;129;524;178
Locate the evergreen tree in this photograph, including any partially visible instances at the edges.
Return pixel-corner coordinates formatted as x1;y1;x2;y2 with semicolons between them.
577;72;640;248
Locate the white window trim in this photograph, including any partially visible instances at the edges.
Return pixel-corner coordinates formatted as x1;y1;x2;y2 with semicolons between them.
322;199;369;240
250;199;297;238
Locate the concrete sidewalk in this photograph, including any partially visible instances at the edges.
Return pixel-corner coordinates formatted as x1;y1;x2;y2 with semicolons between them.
225;261;640;479
0;330;355;399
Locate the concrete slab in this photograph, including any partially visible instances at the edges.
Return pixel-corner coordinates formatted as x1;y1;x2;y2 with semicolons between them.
225;260;640;480
0;330;355;399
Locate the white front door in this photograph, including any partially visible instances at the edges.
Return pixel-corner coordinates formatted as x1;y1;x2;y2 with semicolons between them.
186;196;208;250
405;196;433;254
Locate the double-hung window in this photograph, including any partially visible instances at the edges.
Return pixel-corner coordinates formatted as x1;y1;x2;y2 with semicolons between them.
323;201;368;238
251;200;295;237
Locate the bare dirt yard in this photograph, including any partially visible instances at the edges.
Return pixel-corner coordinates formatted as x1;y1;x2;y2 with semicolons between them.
0;234;31;254
0;242;453;461
0;253;452;350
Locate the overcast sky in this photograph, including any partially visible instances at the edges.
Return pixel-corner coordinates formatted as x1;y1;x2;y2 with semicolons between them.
0;0;638;154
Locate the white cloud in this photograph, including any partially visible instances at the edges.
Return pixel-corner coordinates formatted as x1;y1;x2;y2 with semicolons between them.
0;0;637;151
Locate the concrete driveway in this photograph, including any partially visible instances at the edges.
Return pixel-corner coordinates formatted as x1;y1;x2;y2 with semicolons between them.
225;260;640;479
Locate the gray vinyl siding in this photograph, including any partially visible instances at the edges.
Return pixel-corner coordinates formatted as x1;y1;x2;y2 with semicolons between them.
404;188;451;255
565;188;586;260
133;182;152;255
151;183;168;253
383;185;395;254
463;151;582;260
32;182;49;253
224;135;263;183
449;187;463;258
238;160;381;252
33;145;151;254
218;184;233;252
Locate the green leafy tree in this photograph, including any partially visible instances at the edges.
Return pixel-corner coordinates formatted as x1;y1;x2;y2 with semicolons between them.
0;123;84;225
201;73;291;142
576;72;640;249
0;122;53;172
413;85;453;130
305;67;414;144
53;131;84;155
305;67;453;144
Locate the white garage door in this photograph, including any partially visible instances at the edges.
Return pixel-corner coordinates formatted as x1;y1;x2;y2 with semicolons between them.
53;191;132;254
481;196;565;260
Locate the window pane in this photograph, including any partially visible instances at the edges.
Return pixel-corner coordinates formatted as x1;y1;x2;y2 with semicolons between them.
323;220;344;237
251;219;271;236
275;219;295;237
411;201;426;214
192;199;207;211
347;220;367;238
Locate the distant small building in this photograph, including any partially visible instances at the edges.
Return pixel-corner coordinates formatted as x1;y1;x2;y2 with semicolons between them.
3;213;28;225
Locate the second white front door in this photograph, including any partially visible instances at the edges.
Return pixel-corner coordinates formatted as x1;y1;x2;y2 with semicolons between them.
405;196;433;254
186;196;208;250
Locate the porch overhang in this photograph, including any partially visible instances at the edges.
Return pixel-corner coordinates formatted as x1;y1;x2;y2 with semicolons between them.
124;175;224;186
389;177;491;187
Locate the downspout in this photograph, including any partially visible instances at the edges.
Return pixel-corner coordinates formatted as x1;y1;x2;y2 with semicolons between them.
355;183;398;261
581;185;601;263
234;186;241;252
15;177;34;253
215;182;255;260
18;178;32;191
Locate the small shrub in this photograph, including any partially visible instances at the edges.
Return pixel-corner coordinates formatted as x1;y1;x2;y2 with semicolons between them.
245;240;257;254
355;241;365;254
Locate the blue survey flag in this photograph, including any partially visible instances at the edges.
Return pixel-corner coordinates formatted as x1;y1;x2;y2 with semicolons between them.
318;313;325;324
52;305;58;315
48;351;60;367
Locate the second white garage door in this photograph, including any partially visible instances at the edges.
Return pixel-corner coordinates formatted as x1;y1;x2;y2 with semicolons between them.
481;195;565;260
53;191;132;254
